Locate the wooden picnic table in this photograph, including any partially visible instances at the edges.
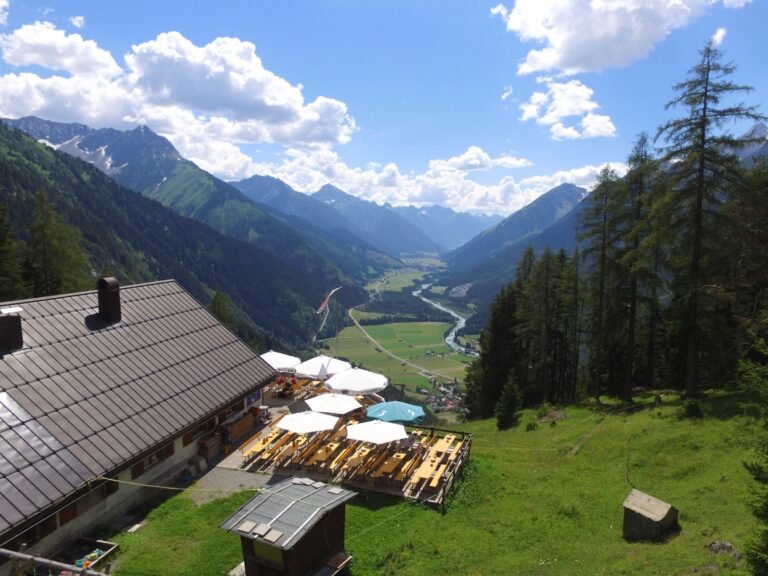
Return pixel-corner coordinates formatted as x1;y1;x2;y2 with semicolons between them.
375;451;406;476
242;428;282;460
343;445;372;470
311;442;340;463
412;453;441;481
432;434;456;454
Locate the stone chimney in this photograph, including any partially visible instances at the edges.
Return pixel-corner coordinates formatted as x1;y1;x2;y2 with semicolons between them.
97;277;121;324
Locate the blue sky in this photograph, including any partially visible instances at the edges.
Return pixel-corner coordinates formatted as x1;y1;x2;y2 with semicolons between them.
0;0;765;214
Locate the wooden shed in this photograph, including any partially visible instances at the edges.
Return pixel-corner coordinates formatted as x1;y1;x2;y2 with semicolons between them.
623;489;679;542
221;478;356;576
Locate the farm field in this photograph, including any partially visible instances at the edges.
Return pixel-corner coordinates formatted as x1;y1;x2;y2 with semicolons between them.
367;268;425;293
330;322;471;394
110;393;757;576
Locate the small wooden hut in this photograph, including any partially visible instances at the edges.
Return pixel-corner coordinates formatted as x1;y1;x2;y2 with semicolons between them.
221;478;356;576
623;489;679;542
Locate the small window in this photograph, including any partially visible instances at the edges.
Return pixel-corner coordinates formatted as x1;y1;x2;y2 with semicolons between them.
36;515;58;540
58;502;77;526
130;443;175;479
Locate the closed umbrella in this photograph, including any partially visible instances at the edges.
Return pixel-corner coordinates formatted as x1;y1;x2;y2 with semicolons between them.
260;350;301;372
346;420;408;445
277;411;339;434
294;355;351;380
366;401;425;423
306;393;362;415
325;368;387;394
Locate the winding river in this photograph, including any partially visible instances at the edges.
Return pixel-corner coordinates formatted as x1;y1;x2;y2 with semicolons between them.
412;285;479;358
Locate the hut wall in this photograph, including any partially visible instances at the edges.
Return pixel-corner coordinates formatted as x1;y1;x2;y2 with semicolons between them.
241;537;285;576
623;507;679;542
285;507;347;576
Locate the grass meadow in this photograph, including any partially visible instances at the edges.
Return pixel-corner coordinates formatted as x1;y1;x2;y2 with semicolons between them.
110;392;757;576
329;322;471;396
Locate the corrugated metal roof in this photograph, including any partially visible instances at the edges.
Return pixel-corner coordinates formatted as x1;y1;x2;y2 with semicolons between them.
0;280;277;538
220;477;356;550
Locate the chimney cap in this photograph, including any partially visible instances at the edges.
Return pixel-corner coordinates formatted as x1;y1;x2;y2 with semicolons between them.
98;277;120;291
0;306;23;316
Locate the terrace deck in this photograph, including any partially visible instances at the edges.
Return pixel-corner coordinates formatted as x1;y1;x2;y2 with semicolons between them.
239;422;471;507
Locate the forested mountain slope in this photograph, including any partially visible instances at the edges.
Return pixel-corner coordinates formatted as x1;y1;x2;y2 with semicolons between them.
2;116;386;285
313;184;444;256
0;124;353;347
447;183;585;272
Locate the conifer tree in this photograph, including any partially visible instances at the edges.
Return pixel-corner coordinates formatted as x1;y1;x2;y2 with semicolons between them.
26;192;89;297
740;329;768;573
656;40;765;396
0;204;24;301
578;167;625;398
495;373;522;430
209;290;237;330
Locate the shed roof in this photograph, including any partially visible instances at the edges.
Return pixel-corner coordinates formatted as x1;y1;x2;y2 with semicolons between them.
623;489;675;521
0;280;276;538
220;477;356;549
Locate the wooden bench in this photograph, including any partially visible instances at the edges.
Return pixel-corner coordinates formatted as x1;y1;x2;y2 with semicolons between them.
429;463;448;488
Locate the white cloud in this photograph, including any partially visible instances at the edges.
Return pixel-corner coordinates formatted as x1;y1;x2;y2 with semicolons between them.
519;79;615;140
0;21;122;77
69;15;84;29
247;146;611;215
428;146;531;173
494;154;532;169
0;25;356;174
430;146;492;172
580;113;616;138
492;0;751;76
500;85;514;101
0;1;8;26
550;123;581;140
711;27;727;46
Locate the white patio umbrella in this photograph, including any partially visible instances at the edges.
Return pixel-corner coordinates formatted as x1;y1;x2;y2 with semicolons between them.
346;420;408;445
276;411;339;434
294;355;351;380
260;350;301;372
306;393;362;415
325;368;388;394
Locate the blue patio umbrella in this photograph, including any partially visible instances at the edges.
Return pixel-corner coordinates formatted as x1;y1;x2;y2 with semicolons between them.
367;401;425;423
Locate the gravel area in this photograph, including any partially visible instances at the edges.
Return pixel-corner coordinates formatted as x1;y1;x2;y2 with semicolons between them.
187;467;276;505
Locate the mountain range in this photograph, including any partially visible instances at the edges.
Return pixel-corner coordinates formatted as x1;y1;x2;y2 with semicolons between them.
446;183;585;273
387;204;503;250
1;116;395;289
0;123;359;347
311;184;443;256
232;175;501;255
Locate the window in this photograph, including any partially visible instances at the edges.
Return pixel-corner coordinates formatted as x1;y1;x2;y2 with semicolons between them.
58;502;77;526
35;515;58;540
183;419;214;446
130;443;175;480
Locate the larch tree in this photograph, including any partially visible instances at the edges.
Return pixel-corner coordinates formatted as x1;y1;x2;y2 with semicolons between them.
655;39;765;396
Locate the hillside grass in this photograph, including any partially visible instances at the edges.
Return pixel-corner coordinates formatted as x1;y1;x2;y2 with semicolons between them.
110;393;757;576
345;395;756;575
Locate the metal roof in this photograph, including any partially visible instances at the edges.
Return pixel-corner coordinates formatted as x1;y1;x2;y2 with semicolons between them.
0;280;277;538
220;477;356;549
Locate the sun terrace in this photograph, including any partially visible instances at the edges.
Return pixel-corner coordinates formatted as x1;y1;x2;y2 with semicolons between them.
238;375;472;507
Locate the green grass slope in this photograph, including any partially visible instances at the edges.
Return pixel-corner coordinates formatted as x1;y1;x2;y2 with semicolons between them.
346;396;753;575
109;393;755;576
